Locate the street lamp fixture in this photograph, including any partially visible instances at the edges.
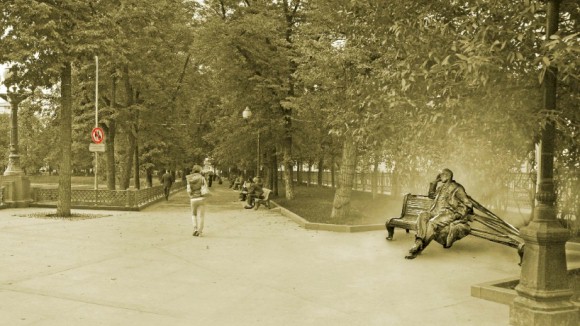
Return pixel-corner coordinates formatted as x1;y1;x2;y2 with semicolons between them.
242;106;252;120
242;107;260;177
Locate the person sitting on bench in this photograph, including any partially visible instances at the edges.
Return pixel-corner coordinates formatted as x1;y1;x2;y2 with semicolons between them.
232;175;244;190
244;177;264;209
405;168;473;259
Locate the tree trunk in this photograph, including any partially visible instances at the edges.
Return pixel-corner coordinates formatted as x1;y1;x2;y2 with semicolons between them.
120;65;135;190
372;160;379;199
272;147;278;196
330;138;358;220
133;108;140;190
104;73;117;190
317;157;323;187
104;120;116;190
56;62;72;217
282;119;294;200
134;140;140;189
146;167;153;188
391;165;400;199
121;131;135;190
331;155;336;188
307;160;313;186
296;160;302;185
264;147;271;189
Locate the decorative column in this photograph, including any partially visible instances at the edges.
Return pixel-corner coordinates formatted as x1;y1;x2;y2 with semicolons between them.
510;0;578;324
0;66;32;207
4;94;24;176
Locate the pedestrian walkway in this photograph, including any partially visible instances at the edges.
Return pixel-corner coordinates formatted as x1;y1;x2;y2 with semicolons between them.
0;184;572;325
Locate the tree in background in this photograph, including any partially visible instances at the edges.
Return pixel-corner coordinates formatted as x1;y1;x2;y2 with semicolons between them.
0;1;107;216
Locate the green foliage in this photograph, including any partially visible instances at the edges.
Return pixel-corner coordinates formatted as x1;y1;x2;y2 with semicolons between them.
0;0;577;212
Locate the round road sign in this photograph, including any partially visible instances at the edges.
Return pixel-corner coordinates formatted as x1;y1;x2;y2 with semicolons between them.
91;127;105;144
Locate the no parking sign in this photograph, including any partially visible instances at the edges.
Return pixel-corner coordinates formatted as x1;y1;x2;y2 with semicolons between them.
91;127;104;144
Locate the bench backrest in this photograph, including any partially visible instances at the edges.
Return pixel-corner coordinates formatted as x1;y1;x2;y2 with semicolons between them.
262;188;272;200
401;194;433;218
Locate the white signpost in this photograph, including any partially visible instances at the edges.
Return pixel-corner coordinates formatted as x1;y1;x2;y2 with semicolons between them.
92;56;101;191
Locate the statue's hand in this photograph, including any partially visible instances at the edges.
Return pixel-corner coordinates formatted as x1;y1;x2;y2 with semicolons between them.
429;217;445;229
434;173;442;183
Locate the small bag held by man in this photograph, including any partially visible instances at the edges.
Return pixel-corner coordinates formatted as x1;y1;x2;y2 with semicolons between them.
201;177;210;196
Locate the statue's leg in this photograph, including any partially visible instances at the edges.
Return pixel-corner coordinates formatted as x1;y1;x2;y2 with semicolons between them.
406;212;432;259
444;222;470;248
415;212;431;241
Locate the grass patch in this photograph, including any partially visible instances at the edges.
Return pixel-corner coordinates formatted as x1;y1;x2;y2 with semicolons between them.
273;184;403;225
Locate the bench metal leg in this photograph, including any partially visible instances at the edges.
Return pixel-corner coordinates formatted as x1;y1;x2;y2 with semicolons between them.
386;225;395;240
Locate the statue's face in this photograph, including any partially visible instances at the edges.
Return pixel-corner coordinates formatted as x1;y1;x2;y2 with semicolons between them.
440;170;452;182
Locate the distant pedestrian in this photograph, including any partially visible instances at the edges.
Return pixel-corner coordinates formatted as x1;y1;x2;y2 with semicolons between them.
207;170;214;187
186;165;209;237
161;170;174;200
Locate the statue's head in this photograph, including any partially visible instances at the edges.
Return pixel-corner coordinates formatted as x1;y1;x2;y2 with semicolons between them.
441;168;453;181
192;165;202;173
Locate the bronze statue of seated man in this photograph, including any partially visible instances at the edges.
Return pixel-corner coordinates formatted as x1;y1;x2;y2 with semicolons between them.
405;168;473;259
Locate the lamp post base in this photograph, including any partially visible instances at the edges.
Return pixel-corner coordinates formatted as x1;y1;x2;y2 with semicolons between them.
509;210;579;325
0;174;32;207
4;153;24;176
511;296;578;325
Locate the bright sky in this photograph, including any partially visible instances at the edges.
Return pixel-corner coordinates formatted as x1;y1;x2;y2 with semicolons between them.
0;64;11;111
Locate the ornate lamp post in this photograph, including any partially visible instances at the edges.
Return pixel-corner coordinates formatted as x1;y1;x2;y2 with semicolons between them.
510;1;578;324
0;66;25;176
242;106;260;177
0;66;31;207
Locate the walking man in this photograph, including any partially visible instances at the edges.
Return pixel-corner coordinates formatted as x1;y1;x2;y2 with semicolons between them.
187;165;209;237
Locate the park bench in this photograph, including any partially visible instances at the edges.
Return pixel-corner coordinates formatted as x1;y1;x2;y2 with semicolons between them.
386;193;525;262
254;188;272;210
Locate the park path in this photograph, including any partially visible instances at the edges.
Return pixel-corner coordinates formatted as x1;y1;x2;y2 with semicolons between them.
0;182;534;325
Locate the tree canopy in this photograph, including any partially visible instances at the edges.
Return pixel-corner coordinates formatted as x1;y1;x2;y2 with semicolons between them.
0;0;577;219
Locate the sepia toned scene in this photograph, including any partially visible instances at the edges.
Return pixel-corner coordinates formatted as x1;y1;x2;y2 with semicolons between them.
0;1;578;325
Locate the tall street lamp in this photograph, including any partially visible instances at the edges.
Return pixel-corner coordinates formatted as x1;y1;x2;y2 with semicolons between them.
242;106;260;177
0;66;25;176
509;1;578;325
0;65;32;207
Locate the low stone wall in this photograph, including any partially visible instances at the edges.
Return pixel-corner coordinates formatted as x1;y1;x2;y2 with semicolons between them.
30;181;185;211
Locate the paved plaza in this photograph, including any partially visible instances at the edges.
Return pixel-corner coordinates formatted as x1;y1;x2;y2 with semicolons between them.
1;184;577;325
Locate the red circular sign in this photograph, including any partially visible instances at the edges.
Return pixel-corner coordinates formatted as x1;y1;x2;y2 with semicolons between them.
91;127;104;144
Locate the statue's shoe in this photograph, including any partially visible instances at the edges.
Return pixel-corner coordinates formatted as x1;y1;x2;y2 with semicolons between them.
408;240;423;254
405;252;419;259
